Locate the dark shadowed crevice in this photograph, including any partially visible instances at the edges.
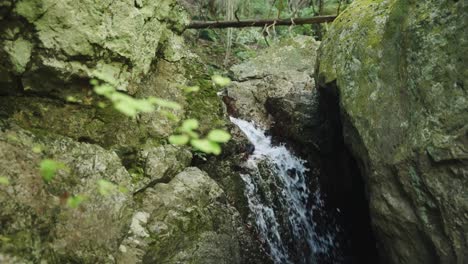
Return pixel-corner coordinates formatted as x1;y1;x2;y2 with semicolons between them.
315;82;379;264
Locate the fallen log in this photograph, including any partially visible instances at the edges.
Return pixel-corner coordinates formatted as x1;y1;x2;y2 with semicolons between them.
187;15;337;29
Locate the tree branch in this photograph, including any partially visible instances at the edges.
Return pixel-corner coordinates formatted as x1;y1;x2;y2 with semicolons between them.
187;15;336;29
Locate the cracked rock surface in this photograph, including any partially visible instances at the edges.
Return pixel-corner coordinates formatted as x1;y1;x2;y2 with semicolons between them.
224;35;320;128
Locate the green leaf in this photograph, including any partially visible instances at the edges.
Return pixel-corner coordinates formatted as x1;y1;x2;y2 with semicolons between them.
183;85;200;93
66;96;79;103
207;129;231;143
90;79;99;86
191;139;221;155
94;84;115;96
209;141;222;155
186;130;200;139
169;134;190;145
97;102;107;108
191;139;212;153
32;145;43;154
114;101;138;117
97;179;116;196
134;99;155;113
150;98;182;110
40;159;67;182
212;75;231;87
0;176;9;185
67;195;86;208
160;110;179;122
181;119;199;132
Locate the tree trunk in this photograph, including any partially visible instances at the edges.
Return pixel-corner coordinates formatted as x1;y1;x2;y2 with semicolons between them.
187;15;336;29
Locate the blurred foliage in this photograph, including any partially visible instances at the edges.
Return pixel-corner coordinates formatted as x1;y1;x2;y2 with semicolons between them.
91;70;231;155
169;75;232;155
0;176;9;185
39;159;69;182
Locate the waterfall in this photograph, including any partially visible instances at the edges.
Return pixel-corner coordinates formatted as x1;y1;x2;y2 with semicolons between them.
230;117;337;264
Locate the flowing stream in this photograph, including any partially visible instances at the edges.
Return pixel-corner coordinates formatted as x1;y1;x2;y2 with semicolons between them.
230;117;337;264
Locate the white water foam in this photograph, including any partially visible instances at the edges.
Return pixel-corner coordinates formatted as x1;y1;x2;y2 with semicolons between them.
230;117;336;264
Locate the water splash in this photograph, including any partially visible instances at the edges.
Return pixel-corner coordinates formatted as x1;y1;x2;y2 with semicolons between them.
230;117;336;264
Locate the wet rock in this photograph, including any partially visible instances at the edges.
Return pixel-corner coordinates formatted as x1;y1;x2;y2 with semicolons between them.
266;92;320;155
317;1;467;263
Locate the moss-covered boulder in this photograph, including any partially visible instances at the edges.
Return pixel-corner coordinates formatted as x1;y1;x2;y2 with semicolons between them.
0;0;270;262
0;0;188;95
317;1;467;263
0;124;133;263
118;167;252;264
131;144;192;192
0;0;200;148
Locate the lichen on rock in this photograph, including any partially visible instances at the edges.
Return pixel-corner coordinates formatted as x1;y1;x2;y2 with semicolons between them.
118;167;246;264
317;0;467;263
0;124;133;263
1;0;189;95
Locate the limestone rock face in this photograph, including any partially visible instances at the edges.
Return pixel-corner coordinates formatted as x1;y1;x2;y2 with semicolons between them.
0;0;195;147
0;0;265;263
118;167;246;264
0;125;133;263
317;1;467;263
0;0;189;95
132;144;192;192
225;36;320;127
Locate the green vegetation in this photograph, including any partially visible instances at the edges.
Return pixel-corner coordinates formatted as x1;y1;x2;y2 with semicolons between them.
91;70;231;153
0;176;9;185
169;75;232;155
39;159;68;182
66;195;86;209
92;72;182;119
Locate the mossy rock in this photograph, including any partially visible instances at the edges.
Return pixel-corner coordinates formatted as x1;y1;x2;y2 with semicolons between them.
317;1;467;263
0;125;133;263
0;0;189;96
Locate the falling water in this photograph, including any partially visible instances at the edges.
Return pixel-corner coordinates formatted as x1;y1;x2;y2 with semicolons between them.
230;117;337;264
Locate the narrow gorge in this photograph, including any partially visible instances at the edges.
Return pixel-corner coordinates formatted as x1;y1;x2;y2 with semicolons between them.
0;0;466;264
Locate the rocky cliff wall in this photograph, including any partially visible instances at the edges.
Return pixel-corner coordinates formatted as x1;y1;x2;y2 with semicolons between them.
0;1;265;263
317;1;467;263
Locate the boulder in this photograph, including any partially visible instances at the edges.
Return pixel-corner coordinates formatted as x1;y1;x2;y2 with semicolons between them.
0;0;189;95
317;1;467;263
0;0;196;147
117;167;250;264
265;92;321;154
131;144;192;192
225;36;320;127
0;1;276;262
0;124;133;263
